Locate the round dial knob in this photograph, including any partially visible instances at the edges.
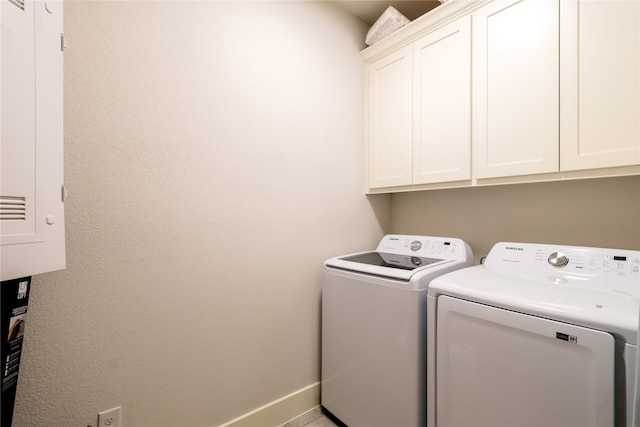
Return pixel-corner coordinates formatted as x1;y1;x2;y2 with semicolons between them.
410;240;422;251
548;252;569;267
411;257;422;266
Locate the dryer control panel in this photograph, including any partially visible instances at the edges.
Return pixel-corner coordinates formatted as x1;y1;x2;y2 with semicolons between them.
485;242;640;278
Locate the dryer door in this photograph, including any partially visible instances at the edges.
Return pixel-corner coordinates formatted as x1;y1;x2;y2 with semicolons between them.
435;295;615;427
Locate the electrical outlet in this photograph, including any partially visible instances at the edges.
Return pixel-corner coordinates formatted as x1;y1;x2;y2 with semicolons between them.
98;406;121;427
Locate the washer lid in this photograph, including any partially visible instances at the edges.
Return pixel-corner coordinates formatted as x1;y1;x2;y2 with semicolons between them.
327;251;450;281
325;234;473;282
429;242;640;345
340;251;444;269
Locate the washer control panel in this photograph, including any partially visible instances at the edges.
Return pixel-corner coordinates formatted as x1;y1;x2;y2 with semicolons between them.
375;234;469;260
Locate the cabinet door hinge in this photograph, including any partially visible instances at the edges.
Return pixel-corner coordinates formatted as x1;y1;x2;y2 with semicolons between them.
61;185;66;203
60;33;66;52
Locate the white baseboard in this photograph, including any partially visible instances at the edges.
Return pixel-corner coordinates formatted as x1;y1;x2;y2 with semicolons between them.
219;382;320;427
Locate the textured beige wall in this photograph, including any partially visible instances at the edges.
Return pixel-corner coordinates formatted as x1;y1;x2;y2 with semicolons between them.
390;176;640;262
12;2;389;426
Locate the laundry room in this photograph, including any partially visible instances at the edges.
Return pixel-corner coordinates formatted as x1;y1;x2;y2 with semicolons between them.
1;1;638;426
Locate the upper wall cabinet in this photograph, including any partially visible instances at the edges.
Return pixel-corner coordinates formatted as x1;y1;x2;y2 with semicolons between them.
365;14;472;190
471;0;559;179
560;0;640;171
366;45;414;189
362;0;639;193
413;16;471;185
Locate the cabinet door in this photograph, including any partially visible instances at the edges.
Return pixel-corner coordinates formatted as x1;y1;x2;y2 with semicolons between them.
413;16;471;184
366;45;413;189
560;0;640;171
472;0;560;179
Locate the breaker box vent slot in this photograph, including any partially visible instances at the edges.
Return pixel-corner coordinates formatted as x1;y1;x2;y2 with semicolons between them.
0;196;27;221
8;0;25;10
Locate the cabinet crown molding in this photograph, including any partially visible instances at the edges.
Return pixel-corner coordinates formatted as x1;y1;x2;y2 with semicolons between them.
361;0;489;63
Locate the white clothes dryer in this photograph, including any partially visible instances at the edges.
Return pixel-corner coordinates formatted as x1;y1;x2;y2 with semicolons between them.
427;242;640;427
322;234;473;427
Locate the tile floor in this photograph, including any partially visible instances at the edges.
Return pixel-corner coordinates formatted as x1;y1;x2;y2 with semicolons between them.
281;406;340;427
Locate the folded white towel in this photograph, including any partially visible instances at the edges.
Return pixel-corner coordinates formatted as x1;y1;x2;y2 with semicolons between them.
365;6;410;46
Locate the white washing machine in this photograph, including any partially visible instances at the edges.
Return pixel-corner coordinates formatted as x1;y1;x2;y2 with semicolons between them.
427;242;640;427
322;234;473;427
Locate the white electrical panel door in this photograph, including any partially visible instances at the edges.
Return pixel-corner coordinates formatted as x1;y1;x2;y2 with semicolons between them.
436;295;615;427
1;0;65;281
1;0;36;237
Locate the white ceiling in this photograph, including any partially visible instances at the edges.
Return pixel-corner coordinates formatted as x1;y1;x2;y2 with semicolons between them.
335;0;442;26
